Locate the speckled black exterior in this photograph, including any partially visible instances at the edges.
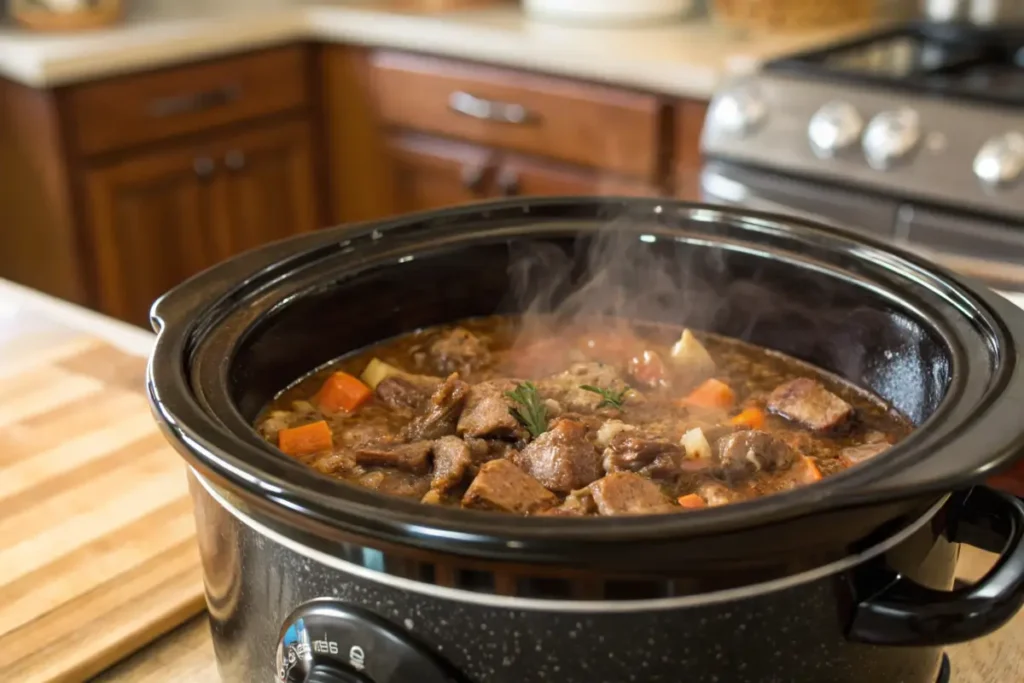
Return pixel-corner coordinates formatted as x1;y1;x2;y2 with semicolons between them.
192;477;956;683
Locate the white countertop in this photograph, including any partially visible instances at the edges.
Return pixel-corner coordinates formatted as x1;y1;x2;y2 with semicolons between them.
0;0;885;97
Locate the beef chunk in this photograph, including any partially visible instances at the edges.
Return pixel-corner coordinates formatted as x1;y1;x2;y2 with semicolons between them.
465;437;519;464
430;327;491;375
768;378;853;432
602;433;685;481
514;418;602;493
405;373;470;441
376;377;432;411
431;436;474;493
840;442;890;465
537;362;631;413
309;449;356;475
354;441;433;474
715;430;797;481
457;380;524;439
462;459;557;514
589;472;676;516
359;470;431;499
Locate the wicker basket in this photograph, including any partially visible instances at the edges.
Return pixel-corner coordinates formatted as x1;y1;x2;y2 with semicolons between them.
712;0;875;31
11;0;123;32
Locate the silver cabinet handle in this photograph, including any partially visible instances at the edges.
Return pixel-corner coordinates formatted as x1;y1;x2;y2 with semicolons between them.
448;91;536;125
193;157;215;178
497;167;520;197
225;150;246;171
460;163;488;194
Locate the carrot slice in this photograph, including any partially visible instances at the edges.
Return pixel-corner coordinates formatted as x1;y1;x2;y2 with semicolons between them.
317;371;373;413
278;420;333;457
682;379;736;410
678;494;707;509
729;407;766;430
799;456;823;483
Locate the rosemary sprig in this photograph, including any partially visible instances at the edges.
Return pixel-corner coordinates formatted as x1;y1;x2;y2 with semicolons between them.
505;381;549;438
580;384;631;410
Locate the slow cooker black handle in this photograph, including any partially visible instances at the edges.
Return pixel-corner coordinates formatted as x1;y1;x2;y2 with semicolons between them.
848;486;1024;646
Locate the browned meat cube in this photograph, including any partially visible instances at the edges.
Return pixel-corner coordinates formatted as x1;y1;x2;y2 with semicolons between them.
514;419;602;493
715;430;797;482
430;327;492;375
767;378;853;432
354;441;433;474
462;459;558;514
602;433;684;481
405;373;470;441
457;380;524;439
589;472;676;516
465;437;520;464
431;436;474;493
359;470;431;499
840;442;890;466
376;377;432;411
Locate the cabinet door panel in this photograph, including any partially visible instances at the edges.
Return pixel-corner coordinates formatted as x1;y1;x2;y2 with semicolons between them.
387;133;496;214
499;155;662;199
84;146;216;325
210;120;319;259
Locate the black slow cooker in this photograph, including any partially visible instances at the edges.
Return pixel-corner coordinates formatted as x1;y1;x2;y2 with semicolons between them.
148;199;1024;683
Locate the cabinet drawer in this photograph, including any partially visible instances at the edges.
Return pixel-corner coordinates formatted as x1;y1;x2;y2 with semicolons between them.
66;47;309;156
369;51;661;180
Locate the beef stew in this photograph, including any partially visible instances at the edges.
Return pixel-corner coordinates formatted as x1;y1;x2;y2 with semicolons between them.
257;316;912;516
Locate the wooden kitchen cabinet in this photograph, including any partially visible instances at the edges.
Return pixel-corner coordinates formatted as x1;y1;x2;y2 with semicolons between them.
84;143;219;325
0;45;324;325
207;120;319;259
84;119;318;325
387;133;495;214
498;155;662;199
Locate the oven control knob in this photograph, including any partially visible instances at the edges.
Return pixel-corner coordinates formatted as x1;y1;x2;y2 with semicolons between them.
862;108;922;169
808;101;863;157
276;601;464;683
709;86;767;136
974;132;1024;186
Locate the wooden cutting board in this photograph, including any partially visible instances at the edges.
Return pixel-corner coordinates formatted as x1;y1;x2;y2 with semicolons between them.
0;337;205;682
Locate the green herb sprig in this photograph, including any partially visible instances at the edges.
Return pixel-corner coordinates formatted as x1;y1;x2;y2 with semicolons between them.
505;381;549;438
580;384;631;410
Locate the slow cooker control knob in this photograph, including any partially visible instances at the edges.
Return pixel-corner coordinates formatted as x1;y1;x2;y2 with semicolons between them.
306;663;370;683
276;601;465;683
974;131;1024;186
862;108;921;169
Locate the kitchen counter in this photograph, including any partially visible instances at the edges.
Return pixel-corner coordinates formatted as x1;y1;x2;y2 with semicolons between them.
1;277;1022;681
0;0;884;97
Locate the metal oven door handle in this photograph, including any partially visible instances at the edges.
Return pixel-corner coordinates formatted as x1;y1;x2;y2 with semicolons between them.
847;486;1024;646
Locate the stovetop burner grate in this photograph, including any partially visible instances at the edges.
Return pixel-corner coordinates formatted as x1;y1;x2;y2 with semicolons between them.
767;23;1024;106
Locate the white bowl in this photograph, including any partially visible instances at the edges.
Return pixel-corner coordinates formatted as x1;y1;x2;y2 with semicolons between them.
523;0;694;25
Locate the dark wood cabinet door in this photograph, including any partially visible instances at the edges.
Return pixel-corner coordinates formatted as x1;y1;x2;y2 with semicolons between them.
497;155;662;199
387;133;497;214
209;120;320;259
84;145;218;326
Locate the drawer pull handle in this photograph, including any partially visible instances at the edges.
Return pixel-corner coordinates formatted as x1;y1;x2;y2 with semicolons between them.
149;84;243;118
448;91;535;125
225;150;246;171
460;163;488;194
193;157;215;179
497;168;520;197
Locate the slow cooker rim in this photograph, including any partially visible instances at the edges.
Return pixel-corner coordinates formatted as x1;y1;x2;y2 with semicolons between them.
192;468;950;612
148;198;1024;561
